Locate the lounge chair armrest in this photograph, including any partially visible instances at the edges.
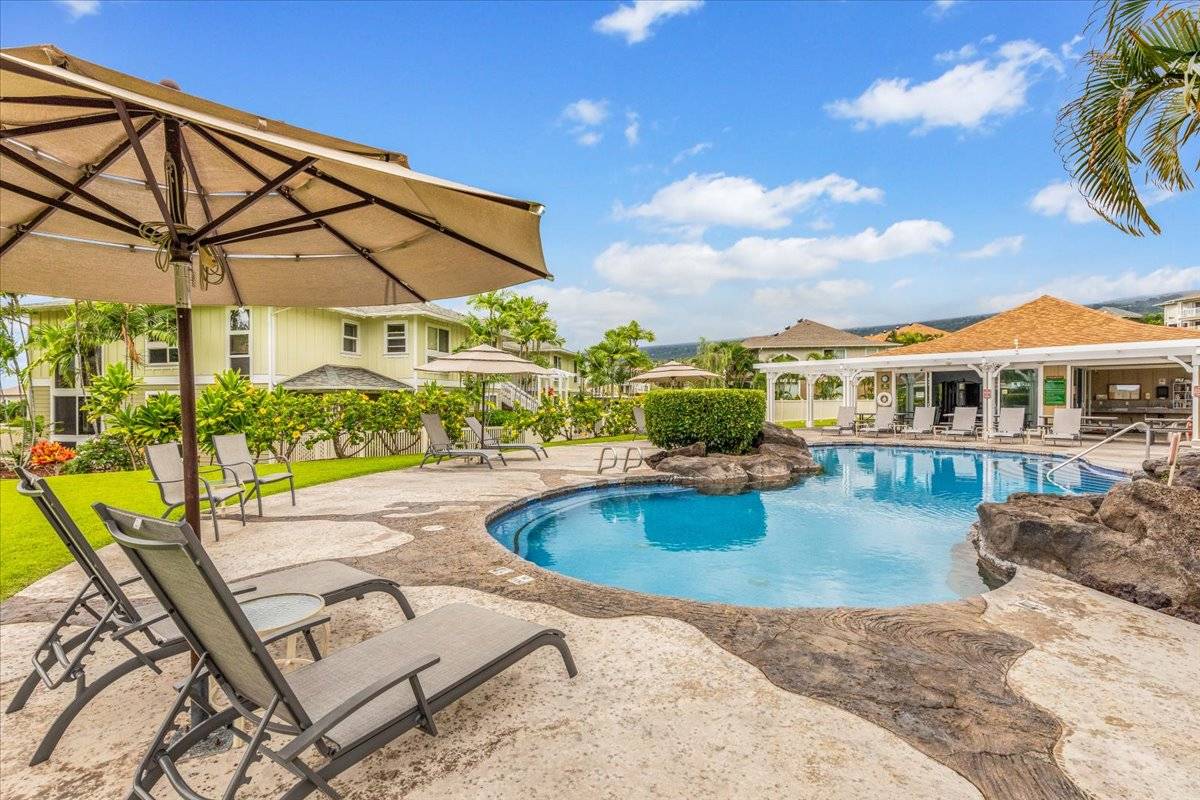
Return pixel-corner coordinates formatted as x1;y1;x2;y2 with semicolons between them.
148;477;183;486
220;459;257;478
261;615;331;647
280;652;440;758
230;584;257;597
112;609;171;641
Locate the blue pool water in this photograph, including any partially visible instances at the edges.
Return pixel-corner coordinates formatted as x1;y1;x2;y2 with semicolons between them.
488;446;1123;608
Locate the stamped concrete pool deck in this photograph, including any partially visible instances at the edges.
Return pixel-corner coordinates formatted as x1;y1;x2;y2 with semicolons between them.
1;440;1197;799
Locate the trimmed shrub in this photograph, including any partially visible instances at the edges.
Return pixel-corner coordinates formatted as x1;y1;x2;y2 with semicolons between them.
63;433;135;474
643;389;765;454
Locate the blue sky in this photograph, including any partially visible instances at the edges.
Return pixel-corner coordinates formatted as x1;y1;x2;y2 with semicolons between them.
2;0;1195;347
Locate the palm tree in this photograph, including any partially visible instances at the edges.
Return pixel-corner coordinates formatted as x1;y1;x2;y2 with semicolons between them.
1057;1;1199;235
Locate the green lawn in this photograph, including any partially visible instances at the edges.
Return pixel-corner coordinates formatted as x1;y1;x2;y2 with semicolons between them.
0;434;643;600
779;419;836;429
0;454;424;600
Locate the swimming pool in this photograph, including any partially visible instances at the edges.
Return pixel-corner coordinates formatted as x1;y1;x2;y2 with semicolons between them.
488;446;1123;608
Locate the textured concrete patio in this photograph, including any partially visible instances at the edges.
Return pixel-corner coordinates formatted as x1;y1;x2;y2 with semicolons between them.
1;441;1197;799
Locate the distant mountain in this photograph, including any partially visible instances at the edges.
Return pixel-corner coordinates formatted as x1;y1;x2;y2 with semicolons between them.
640;290;1193;361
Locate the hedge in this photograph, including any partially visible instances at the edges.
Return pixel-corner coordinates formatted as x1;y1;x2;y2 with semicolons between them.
643;389;765;454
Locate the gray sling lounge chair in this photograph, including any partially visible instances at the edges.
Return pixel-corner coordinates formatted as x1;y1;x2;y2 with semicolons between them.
95;504;575;800
419;413;506;468
1042;407;1083;446
145;442;245;541
466;416;547;460
7;468;413;766
987;407;1028;443
900;406;936;438
821;406;857;436
213;432;296;515
940;406;979;440
859;407;896;437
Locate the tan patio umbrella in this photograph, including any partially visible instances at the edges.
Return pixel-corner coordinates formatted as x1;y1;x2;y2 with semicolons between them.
630;360;720;386
0;45;551;537
417;344;552;418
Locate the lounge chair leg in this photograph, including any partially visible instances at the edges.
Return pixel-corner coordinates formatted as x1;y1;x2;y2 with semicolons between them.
550;635;578;678
256;484;264;517
5;628;95;714
239;495;247;526
289;475;296;506
211;499;220;542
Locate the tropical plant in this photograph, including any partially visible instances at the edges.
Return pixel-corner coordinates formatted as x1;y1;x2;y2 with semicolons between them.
310;391;376;458
63;433;135;474
464;291;564;358
600;397;639;436
29;439;77;470
692;339;758;387
886;330;940;345
414;383;472;443
246;387;322;460
527;396;569;441
371;390;422;455
196;370;259;450
643;389;766;454
566;395;603;438
1056;0;1200;235
806;351;843;400
578;321;655;393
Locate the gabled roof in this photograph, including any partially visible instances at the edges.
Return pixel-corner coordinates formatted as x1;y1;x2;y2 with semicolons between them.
881;295;1198;357
742;319;892;350
865;322;949;342
1158;291;1200;306
331;303;466;323
280;365;411;392
1096;306;1142;319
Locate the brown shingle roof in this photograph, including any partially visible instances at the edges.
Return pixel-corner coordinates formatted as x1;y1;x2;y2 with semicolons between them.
280;365;411;392
865;322;949;342
881;295;1199;357
742;319;892;350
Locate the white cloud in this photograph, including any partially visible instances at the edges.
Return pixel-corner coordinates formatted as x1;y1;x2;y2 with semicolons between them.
1060;34;1085;61
961;234;1024;259
624;112;640;146
671;141;712;164
984;266;1200;311
618;172;884;231
524;285;659;346
891;277;914;289
1028;181;1098;224
827;40;1061;132
754;279;872;309
58;0;99;18
935;43;977;63
562;98;610;127
576;131;603;147
594;0;704;45
595;219;953;294
926;0;960;19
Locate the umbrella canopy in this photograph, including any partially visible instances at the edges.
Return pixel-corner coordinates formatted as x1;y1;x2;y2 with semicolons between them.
630;361;720;384
0;45;549;304
0;45;550;541
417;344;552;376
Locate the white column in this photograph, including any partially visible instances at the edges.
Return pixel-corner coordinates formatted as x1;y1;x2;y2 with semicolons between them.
766;373;777;423
1065;366;1074;409
805;375;815;426
1036;364;1045;423
1192;353;1199;444
840;370;851;407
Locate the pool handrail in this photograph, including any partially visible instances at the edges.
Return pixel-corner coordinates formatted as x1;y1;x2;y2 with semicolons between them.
1046;421;1151;478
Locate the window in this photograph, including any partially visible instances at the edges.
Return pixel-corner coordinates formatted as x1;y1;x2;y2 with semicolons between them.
427;325;450;354
552;355;562;370
228;307;251;375
342;321;360;355
53;395;95;437
385;322;407;354
147;339;179;365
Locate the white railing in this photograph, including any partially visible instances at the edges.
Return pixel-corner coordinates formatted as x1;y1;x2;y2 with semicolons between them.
493;381;539;410
1046;421;1152;477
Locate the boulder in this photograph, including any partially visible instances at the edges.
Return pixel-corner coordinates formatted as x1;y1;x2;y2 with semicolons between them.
1135;450;1200;491
756;421;811;450
653;455;750;484
755;442;822;475
738;454;795;482
975;480;1200;622
645;441;705;467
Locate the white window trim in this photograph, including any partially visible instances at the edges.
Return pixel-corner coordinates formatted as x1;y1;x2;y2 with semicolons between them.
384;319;408;356
427;324;451;355
341;319;362;357
146;339;179;366
227;307;252;374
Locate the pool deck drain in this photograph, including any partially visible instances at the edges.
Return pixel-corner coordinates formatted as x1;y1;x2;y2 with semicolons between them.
2;440;1196;799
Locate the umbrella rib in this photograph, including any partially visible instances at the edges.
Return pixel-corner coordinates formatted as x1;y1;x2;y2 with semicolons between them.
0;95;136;109
206;127;549;282
0;110;150;141
0;142;142;228
177;131;244;307
190;124;428;303
195;200;371;247
0;116;159;258
184;156;316;244
206;221;324;247
112;98;176;240
0;179;143;239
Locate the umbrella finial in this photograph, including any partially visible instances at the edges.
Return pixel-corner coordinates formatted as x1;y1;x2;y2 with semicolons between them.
159;78;181;90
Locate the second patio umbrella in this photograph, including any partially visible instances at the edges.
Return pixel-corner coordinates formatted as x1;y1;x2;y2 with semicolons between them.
417;343;552;423
630;360;720;387
0;45;551;535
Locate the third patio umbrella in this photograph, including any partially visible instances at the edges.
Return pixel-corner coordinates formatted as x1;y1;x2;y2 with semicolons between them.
630;360;720;387
0;45;551;536
417;343;552;423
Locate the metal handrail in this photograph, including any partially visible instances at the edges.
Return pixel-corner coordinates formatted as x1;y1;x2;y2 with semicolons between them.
1046;421;1151;477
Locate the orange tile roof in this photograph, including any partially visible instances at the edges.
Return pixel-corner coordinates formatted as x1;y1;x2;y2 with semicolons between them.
880;295;1199;357
865;322;949;342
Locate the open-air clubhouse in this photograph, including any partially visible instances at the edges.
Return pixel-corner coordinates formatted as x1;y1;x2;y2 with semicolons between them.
1;3;1198;800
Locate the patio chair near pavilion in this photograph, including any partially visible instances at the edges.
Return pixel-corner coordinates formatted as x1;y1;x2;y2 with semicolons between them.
940;406;979;440
859;407;896;437
987;407;1029;443
145;442;245;541
213;433;297;515
1042;407;1083;446
633;405;647;434
466;417;547;460
6;468;414;767
821;406;857;436
95;504;576;800
420;413;506;469
900;406;937;439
